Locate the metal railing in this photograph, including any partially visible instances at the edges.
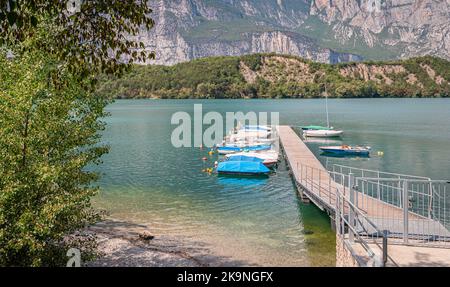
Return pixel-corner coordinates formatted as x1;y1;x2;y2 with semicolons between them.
293;162;450;250
332;164;431;181
331;165;450;247
335;187;388;267
354;177;450;246
294;162;388;265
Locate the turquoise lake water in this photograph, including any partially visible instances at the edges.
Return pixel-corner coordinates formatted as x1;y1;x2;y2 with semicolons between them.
93;98;450;266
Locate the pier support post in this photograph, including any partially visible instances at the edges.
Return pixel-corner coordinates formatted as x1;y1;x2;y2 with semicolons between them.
330;217;337;232
349;173;355;243
403;180;409;244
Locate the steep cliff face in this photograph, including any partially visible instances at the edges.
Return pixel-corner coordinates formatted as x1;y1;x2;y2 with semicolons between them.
139;0;449;66
141;0;361;65
310;0;450;60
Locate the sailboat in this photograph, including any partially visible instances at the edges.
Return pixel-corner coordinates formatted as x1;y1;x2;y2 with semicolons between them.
303;91;343;138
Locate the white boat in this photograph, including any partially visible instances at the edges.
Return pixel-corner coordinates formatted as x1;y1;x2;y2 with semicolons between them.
303;90;343;138
234;130;271;138
227;132;272;143
254;138;277;144
303;129;343;138
225;151;279;167
225;151;279;161
239;125;272;132
224;137;277;146
222;142;272;148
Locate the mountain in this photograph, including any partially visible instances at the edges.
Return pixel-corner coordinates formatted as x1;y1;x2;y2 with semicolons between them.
136;0;450;65
138;0;361;65
309;0;450;61
97;54;450;99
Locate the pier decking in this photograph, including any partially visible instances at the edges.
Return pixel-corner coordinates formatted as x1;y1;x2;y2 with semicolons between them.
277;125;450;266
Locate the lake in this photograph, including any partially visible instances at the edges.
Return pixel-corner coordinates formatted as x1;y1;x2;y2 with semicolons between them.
92;98;450;266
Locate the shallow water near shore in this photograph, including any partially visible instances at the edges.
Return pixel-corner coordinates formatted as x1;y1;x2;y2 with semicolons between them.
92;98;450;266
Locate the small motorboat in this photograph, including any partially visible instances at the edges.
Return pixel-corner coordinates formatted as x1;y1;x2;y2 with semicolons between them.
225;136;276;146
217;146;243;155
221;135;277;146
256;138;277;144
221;142;269;148
226;154;278;168
242;145;272;152
217;161;271;176
303;129;343;138
232;130;271;138
320;145;371;156
217;145;272;155
240;125;272;132
225;151;279;161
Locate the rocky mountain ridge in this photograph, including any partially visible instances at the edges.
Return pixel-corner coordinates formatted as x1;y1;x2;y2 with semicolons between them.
136;0;450;65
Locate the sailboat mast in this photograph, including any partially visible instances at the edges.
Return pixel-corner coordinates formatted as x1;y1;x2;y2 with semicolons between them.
325;87;330;128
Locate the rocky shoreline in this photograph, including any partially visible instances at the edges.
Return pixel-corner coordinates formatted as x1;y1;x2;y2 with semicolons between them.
85;220;250;267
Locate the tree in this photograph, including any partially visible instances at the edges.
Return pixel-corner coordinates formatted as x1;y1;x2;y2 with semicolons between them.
0;0;155;76
0;2;155;266
0;44;109;266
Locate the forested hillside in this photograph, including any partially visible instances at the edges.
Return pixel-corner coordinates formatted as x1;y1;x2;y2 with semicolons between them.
97;54;450;99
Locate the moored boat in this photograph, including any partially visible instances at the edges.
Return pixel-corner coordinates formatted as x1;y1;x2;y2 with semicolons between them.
221;139;276;147
303;90;344;138
217;144;272;155
303;129;343;138
217;161;271;176
301;125;332;131
320;145;371;156
231;132;272;140
226;154;278;168
225;151;279;161
240;125;272;132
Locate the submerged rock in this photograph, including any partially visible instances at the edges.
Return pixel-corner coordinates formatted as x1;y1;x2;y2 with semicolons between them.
139;232;155;241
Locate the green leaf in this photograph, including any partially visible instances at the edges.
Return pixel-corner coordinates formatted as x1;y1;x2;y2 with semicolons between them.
30;16;38;27
7;12;17;26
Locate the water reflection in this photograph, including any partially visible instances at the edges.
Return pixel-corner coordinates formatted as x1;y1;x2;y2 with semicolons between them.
217;175;269;187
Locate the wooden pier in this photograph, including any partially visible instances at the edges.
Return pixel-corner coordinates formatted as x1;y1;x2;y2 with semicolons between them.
278;125;334;210
277;125;450;266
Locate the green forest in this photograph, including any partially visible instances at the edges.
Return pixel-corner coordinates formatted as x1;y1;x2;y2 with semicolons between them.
97;54;450;99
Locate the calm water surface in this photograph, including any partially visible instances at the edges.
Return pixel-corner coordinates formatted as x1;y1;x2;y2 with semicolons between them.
93;99;450;266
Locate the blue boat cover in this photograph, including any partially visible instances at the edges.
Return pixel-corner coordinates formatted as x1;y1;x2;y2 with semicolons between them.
217;161;270;174
226;155;264;162
218;146;242;152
